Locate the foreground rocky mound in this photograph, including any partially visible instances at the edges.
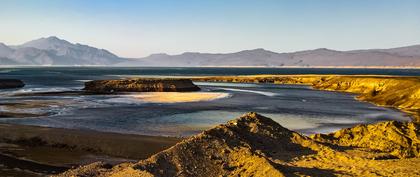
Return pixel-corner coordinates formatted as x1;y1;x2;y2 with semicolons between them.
58;113;420;177
84;78;200;93
0;79;24;89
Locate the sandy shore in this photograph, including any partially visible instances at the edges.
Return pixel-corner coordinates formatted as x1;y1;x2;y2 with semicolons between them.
131;92;230;103
0;123;181;176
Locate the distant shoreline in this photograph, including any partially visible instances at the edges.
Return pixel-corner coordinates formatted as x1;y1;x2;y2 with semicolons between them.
1;65;420;69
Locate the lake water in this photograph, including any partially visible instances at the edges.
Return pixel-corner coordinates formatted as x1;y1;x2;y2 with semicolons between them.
0;67;416;136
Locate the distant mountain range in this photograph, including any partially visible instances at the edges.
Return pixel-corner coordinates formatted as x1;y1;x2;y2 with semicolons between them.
121;46;420;67
1;36;419;67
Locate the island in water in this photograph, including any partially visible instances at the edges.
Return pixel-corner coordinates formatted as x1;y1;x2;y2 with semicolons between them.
83;78;201;93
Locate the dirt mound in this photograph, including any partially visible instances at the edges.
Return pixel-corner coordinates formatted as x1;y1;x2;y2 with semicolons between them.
58;113;420;177
84;78;200;93
57;113;320;177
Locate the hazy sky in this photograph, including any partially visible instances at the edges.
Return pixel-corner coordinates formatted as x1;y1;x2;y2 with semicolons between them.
1;0;419;58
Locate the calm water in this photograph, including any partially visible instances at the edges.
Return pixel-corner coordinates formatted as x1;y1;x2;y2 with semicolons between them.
0;67;416;136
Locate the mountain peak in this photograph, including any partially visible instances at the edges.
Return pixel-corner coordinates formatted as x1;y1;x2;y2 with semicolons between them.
45;36;60;40
251;48;267;51
32;36;68;44
313;48;334;51
43;36;64;42
239;48;274;53
0;42;9;48
234;48;278;56
22;36;73;50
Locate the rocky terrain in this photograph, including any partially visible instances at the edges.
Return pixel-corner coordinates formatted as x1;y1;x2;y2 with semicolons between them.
0;79;24;89
83;78;200;93
57;112;420;177
312;76;420;122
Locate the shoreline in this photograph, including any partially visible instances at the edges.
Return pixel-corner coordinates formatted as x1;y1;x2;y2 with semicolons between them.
1;65;420;69
0;123;181;176
190;74;420;122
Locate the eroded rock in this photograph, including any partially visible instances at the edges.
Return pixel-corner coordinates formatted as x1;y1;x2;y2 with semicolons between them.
83;78;200;93
311;121;420;158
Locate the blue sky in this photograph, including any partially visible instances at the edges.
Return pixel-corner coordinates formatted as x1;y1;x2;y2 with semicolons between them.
1;0;419;57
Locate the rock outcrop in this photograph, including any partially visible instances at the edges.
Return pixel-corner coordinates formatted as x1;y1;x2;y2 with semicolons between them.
83;78;200;93
57;113;420;177
312;121;420;158
311;76;420;122
0;79;24;89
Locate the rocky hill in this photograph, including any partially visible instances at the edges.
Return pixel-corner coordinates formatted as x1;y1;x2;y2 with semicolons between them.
57;112;420;177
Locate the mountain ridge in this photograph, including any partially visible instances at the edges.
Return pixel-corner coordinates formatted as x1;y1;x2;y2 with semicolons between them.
1;36;419;67
0;36;125;65
118;43;420;67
